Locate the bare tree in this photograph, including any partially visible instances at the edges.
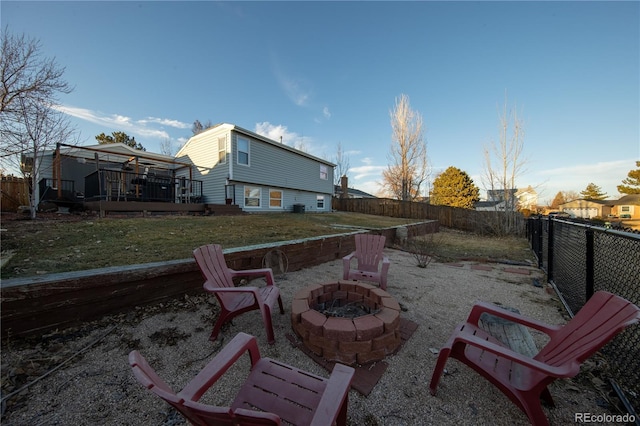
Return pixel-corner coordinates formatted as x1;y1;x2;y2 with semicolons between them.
0;28;76;218
0;27;72;115
482;96;527;235
381;94;429;201
192;119;213;135
9;97;77;218
159;137;175;156
334;141;350;186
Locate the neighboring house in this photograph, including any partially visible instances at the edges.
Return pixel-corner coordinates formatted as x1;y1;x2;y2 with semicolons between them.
175;123;335;213
484;187;537;211
610;194;640;219
515;186;538;211
475;200;507;211
559;199;613;219
487;188;517;202
334;184;376;199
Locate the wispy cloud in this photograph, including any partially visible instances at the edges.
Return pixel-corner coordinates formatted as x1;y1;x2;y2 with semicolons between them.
282;78;311;106
323;106;331;119
138;117;191;129
527;159;633;200
270;51;312;107
536;160;631;177
53;104;190;140
350;157;387;180
254;122;312;147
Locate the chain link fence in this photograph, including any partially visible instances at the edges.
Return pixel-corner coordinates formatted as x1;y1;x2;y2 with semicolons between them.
527;217;640;414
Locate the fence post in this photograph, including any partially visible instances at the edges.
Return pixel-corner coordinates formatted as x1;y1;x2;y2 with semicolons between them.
535;218;543;268
585;228;595;300
547;219;554;282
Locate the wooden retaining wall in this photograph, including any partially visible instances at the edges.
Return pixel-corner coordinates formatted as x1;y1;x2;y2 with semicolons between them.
0;221;438;338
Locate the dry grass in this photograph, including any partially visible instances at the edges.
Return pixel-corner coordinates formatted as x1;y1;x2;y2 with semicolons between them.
0;212;534;279
426;228;535;264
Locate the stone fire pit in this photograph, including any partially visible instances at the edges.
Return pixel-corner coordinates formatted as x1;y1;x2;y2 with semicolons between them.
291;281;402;366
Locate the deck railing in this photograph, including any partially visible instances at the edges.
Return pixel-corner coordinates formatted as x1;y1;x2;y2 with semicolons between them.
84;169;203;203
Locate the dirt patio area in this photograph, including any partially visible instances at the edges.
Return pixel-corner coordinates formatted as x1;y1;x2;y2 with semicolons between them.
0;248;623;425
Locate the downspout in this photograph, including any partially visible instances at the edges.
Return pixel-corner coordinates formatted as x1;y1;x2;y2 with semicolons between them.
55;143;62;199
227;133;233;181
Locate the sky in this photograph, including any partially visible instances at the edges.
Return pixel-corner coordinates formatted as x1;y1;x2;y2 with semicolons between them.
3;1;639;204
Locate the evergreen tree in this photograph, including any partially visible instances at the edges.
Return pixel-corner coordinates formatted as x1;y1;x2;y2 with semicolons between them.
550;191;566;209
617;161;640;194
580;182;607;200
95;131;145;151
431;166;480;209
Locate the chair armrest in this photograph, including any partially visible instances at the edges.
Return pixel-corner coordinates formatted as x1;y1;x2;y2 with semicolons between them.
343;252;356;262
229;268;275;286
310;363;355;426
342;252;356;280
381;256;390;271
178;332;262;401
467;300;563;336
452;332;579;378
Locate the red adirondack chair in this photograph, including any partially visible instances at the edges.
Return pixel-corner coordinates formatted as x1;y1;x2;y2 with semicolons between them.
129;332;355;426
342;234;390;290
429;291;640;426
193;244;284;345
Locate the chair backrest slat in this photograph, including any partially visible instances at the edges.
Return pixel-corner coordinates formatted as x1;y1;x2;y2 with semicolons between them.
355;234;385;271
536;291;640;366
193;244;235;289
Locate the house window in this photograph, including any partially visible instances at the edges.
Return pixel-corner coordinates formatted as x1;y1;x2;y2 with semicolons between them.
218;137;226;164
317;195;325;209
237;137;249;166
244;186;261;207
621;206;630;212
269;189;283;208
320;165;328;180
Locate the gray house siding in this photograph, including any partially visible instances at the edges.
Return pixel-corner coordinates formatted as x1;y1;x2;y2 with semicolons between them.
229;131;333;193
176;129;230;204
232;183;330;212
177;124;334;212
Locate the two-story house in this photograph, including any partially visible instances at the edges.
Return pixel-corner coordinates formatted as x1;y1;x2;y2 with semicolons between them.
175;123;336;213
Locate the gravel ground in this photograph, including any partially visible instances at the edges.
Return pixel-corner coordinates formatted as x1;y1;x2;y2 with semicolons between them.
1;249;620;425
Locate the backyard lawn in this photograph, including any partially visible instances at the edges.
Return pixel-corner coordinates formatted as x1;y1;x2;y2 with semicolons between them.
0;212;533;279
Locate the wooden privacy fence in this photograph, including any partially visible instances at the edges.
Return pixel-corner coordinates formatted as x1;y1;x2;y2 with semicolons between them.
333;197;526;234
1;176;29;212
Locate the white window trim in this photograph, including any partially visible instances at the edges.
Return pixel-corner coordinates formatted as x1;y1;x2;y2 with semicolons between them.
244;185;261;208
316;194;325;210
218;136;227;164
237;136;250;166
320;165;328;180
269;189;283;209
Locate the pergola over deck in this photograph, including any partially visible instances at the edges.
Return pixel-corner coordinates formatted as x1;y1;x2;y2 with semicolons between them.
51;142;195;200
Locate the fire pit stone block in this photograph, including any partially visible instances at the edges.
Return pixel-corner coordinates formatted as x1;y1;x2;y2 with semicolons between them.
353;315;384;341
291;298;310;323
324;317;356;341
300;309;327;335
381;296;401;311
292;281;403;366
375;308;401;332
372;331;402;353
357;348;387;365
